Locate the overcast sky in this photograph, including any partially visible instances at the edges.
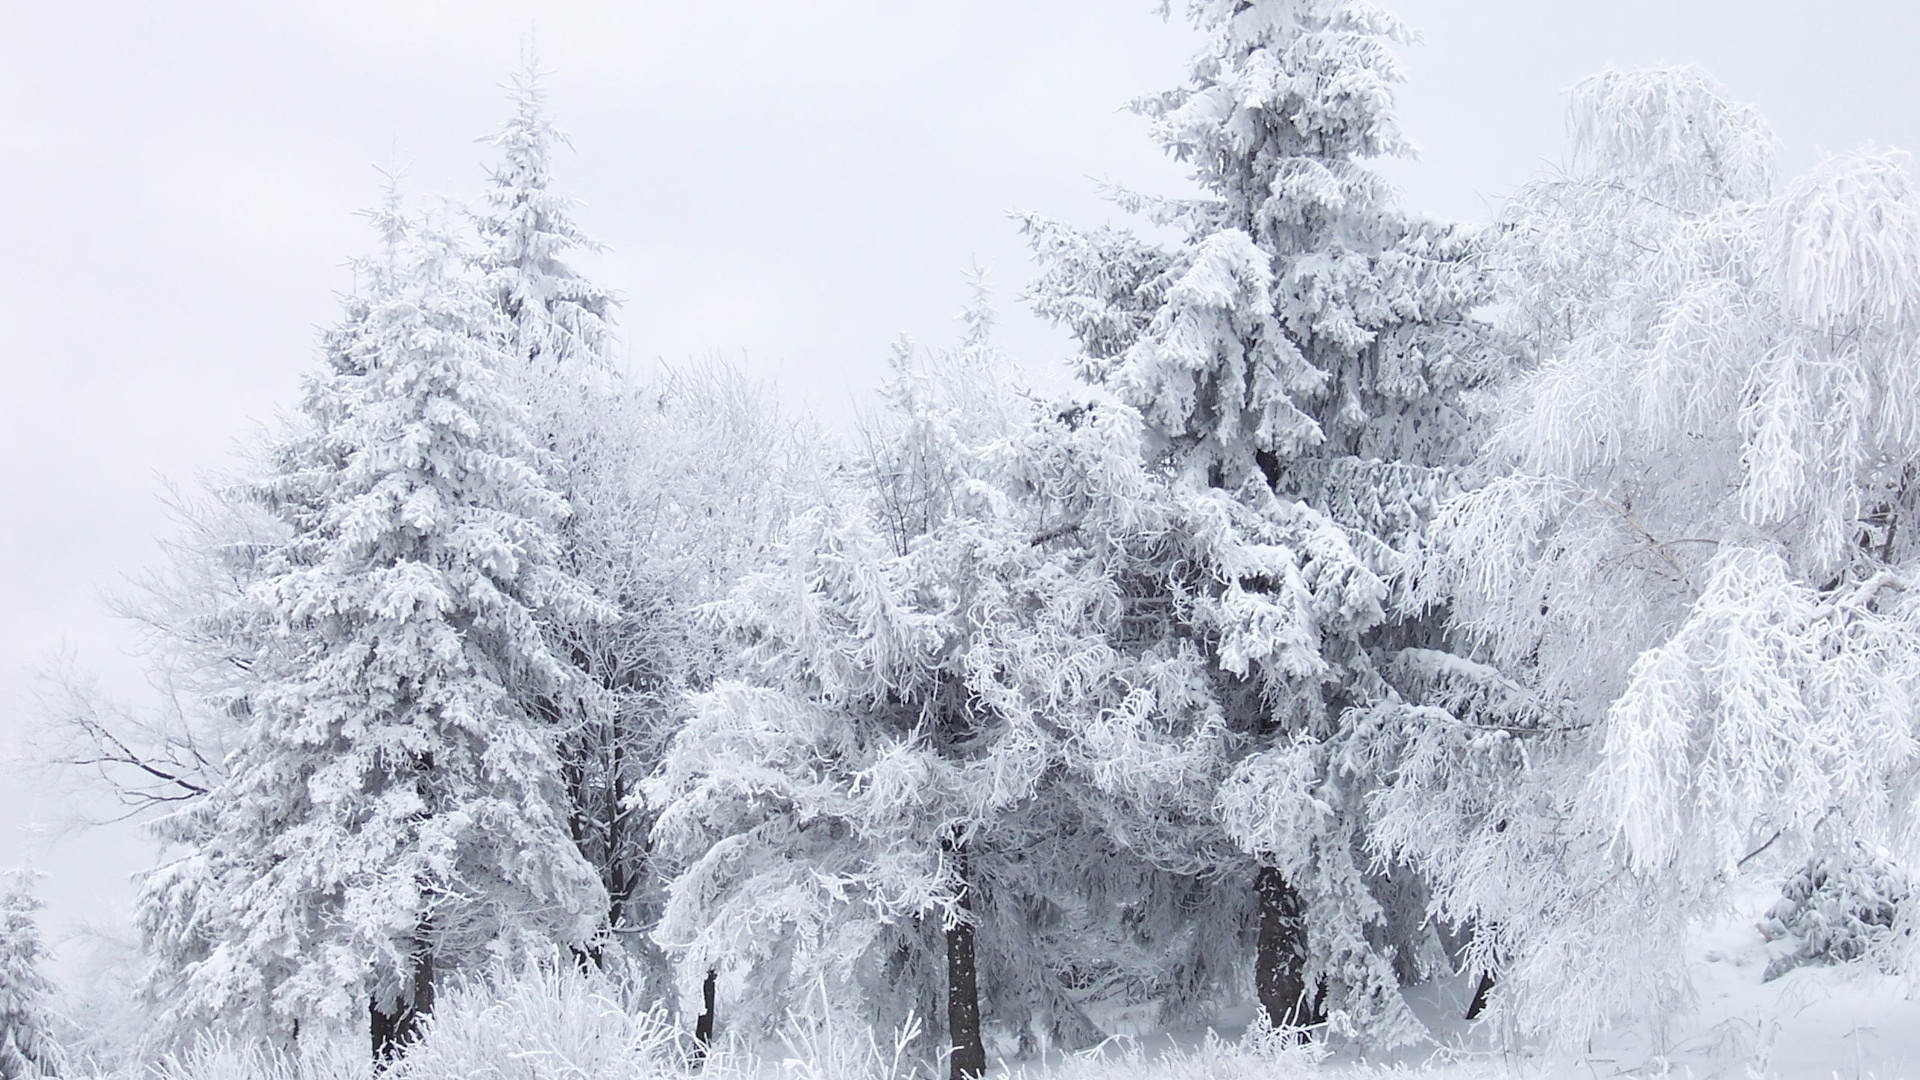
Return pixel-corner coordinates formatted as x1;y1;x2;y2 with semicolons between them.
4;0;1919;974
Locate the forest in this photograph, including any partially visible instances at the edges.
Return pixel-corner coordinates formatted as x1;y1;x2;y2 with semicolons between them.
4;0;1918;1077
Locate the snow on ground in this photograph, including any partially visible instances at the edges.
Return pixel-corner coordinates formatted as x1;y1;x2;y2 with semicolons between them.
999;887;1919;1080
79;891;1919;1080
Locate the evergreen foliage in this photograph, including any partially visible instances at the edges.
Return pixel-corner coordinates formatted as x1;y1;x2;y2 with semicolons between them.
136;189;604;1046
0;871;55;1080
1023;0;1506;1042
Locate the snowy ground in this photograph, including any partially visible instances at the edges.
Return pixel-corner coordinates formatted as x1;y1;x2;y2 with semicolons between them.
999;888;1920;1080
92;891;1919;1080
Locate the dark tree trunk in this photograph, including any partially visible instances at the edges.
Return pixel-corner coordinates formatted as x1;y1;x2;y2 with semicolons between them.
1465;970;1495;1020
945;842;986;1080
1255;865;1322;1030
692;968;718;1060
370;949;435;1065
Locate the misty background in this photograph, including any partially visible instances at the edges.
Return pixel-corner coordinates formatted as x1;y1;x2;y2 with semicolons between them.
3;0;1917;978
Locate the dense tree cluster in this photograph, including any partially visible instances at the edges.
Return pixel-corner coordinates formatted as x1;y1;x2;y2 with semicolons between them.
46;0;1920;1072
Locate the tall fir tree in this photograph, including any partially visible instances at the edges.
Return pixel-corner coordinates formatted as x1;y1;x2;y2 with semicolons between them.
470;68;818;1005
1024;0;1507;1042
137;187;605;1057
475;64;617;394
471;63;641;973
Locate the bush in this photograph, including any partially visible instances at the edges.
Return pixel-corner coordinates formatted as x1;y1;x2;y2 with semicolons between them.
1759;843;1912;981
391;962;685;1080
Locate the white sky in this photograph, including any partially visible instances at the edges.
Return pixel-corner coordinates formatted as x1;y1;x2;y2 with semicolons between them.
3;0;1918;976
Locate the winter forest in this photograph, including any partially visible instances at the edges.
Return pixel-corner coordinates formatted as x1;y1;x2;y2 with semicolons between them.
5;0;1920;1077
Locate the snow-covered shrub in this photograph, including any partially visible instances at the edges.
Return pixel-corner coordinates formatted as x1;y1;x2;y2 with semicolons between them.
768;981;928;1080
390;961;683;1080
143;1037;369;1080
1760;845;1913;980
1005;1025;1333;1080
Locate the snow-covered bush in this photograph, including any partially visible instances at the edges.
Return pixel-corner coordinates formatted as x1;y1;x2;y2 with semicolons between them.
1760;845;1913;980
139;1037;369;1080
390;962;683;1080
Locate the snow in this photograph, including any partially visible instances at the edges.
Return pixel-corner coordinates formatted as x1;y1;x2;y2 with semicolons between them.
17;2;1920;1077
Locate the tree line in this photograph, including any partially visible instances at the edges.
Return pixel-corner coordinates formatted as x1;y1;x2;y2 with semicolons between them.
40;0;1920;1075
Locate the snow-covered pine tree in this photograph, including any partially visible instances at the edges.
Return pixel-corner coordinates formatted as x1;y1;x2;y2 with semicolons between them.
1379;67;1920;1043
1023;0;1503;1042
474;63;616;395
137;187;605;1057
470;69;823;1005
0;870;56;1079
471;63;641;977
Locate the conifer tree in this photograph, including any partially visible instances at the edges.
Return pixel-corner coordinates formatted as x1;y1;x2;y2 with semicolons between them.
470;69;818;1003
475;64;617;394
471;64;640;972
137;188;605;1057
0;871;56;1080
1023;0;1504;1042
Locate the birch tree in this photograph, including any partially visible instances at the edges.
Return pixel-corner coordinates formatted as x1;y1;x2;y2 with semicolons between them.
1380;66;1920;1043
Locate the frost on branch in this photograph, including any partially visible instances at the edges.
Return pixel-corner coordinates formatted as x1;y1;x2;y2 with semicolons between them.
136;191;604;1048
1759;844;1913;981
1389;66;1920;1044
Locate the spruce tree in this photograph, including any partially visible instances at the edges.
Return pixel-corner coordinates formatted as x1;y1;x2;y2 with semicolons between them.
0;871;55;1080
1024;0;1505;1041
137;188;604;1056
472;64;640;972
474;64;617;393
470;69;820;1007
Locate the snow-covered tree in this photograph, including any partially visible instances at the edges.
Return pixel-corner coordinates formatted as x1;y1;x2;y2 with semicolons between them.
469;69;823;1003
1023;0;1503;1042
469;64;642;980
0;870;56;1079
137;188;605;1056
648;280;1394;1064
474;66;617;395
1379;66;1920;1043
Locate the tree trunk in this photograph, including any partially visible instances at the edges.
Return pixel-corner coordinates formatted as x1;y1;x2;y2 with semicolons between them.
945;842;986;1080
1255;865;1322;1030
1464;970;1495;1020
692;968;718;1062
370;948;435;1065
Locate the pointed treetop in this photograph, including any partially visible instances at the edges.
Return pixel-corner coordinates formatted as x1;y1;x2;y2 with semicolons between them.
1144;0;1414;237
476;62;617;380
